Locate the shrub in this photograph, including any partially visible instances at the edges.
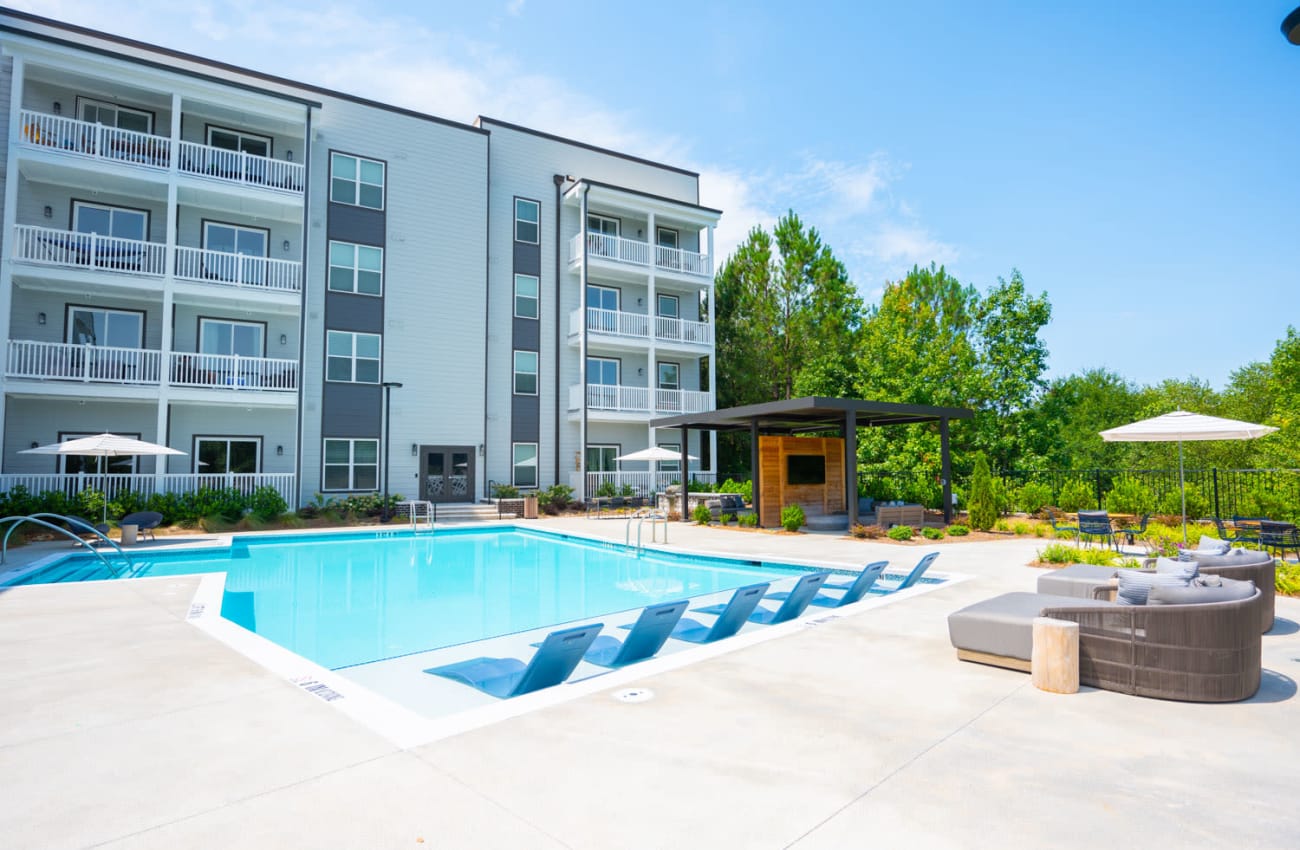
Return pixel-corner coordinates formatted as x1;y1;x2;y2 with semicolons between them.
946;523;970;536
1104;474;1155;516
738;513;759;528
248;486;288;521
1235;486;1297;524
780;503;805;532
595;480;617;498
692;503;713;525
1033;523;1048;538
993;518;1010;532
687;479;716;493
1156;486;1209;521
618;483;636;498
887;524;914;541
1056;478;1095;512
491;483;520;499
1277;561;1300;596
538;484;574;514
107;490;147;519
921;526;944;540
719;478;753;503
1011;520;1031;536
989;475;1012;516
720;513;736;524
1013;481;1054;515
852;523;885;539
966;454;997;531
1037;543;1123;566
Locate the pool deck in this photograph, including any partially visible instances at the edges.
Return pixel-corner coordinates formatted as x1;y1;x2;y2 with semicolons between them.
2;519;1298;848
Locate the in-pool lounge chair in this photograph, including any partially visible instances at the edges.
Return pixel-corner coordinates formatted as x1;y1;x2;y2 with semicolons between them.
659;583;769;644
826;552;939;593
425;623;602;698
767;561;887;609
694;571;831;625
577;601;687;668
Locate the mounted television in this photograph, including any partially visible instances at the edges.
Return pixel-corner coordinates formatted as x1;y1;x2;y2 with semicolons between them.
786;454;826;486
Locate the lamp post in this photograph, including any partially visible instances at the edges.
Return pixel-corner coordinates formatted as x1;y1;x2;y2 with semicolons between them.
380;381;403;522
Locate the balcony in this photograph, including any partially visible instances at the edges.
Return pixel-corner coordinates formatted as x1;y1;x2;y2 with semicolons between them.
569;233;712;279
175;247;302;292
5;341;297;392
17;110;304;195
569;308;713;347
13;224;166;277
570;384;711;416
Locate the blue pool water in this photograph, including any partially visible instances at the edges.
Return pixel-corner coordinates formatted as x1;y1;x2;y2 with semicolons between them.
6;528;822;669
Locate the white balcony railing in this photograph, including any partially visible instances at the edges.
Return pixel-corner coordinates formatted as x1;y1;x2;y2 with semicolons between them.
19;109;172;169
653;315;713;346
6;341;162;384
177;140;304;194
654;388;711;414
572;383;710;415
169;353;298;391
12;224;166;277
175;247;302;292
583;383;651;412
569;232;712;278
0;473;296;508
585;470;717;498
584;307;649;338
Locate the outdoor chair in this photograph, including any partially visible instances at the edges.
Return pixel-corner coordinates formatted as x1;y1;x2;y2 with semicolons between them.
1044;507;1080;542
1115;513;1151;546
65;515;110;545
1231;515;1265;545
826;551;940;593
768;561;887;609
695;572;832;625
424;623;603;698
560;601;686;669
1258;520;1300;561
1212;517;1253;545
120;511;163;541
1077;510;1118;550
652;583;769;644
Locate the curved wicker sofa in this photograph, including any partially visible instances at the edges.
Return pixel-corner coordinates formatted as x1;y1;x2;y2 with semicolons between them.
949;588;1263;702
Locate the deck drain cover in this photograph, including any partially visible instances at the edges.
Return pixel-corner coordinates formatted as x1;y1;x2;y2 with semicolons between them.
613;688;654;704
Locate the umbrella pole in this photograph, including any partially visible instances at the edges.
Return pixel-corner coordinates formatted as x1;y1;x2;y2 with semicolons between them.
1179;440;1187;545
100;455;108;526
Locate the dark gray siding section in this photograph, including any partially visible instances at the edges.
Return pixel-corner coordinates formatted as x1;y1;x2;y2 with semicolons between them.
513;316;539;349
325;292;383;332
511;199;542;448
512;395;540;442
513;240;541;275
322;383;382;436
327;204;386;245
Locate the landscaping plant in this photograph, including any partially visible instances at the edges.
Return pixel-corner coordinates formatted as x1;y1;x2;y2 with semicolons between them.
692;503;713;525
780;503;806;532
947;524;970;536
887;524;914;541
1104;474;1155;516
966;453;997;531
738;513;759;528
921;526;944;540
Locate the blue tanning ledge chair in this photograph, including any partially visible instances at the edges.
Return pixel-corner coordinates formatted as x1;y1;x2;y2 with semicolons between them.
425;623;602;698
768;561;887;609
694;571;832;625
826;552;939;593
538;601;688;668
639;583;770;644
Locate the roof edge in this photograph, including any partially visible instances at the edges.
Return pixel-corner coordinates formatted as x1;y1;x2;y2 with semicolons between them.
475;116;699;178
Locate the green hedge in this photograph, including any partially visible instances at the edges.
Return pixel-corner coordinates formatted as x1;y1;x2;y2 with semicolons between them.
0;484;288;525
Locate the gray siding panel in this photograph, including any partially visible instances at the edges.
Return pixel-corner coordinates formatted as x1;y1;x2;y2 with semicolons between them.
513;241;540;276
321;383;381;437
511;395;539;443
513;316;539;349
327;204;386;245
324;292;383;334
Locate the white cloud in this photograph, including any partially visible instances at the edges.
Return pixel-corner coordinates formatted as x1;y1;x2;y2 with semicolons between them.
506;0;526;16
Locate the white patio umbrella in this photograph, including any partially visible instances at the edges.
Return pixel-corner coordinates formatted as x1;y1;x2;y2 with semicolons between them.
1100;411;1277;543
21;433;186;524
615;446;698;463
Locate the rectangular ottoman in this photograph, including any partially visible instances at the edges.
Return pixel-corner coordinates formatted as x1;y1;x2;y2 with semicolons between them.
1036;563;1118;599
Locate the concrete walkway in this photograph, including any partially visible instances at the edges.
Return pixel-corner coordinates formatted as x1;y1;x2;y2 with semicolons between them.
1;520;1297;849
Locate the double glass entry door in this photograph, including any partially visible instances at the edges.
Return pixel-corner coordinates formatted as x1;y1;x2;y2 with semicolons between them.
420;445;474;503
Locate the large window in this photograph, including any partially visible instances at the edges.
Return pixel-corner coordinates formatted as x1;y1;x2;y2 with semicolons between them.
330;153;385;209
203;221;267;257
657;442;681;473
78;97;152;133
514;273;539;319
195;437;260;474
513;350;538;395
328;241;383;296
326;331;381;383
199;319;263;357
588;213;620;237
514;198;539;243
66;306;143;348
587;356;620;386
207;127;271;157
512;442;538;488
323;438;378;491
587;444;619;472
73;201;147;241
657;294;679;319
657;361;680;390
587;284;620;333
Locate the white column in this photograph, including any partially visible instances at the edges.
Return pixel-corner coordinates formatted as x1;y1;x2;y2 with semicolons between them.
155;93;183;477
706;223;717;477
0;57;24;468
577;189;588;499
645;211;656;428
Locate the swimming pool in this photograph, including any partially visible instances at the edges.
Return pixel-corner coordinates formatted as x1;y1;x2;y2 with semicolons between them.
6;527;824;669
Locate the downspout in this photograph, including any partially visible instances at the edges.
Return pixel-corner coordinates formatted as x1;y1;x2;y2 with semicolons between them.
293;105;312;509
553;174;564;485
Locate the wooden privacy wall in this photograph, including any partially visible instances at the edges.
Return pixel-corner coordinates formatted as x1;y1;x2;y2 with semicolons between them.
758;436;845;527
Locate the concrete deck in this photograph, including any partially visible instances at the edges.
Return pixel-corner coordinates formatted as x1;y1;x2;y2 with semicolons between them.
2;519;1298;849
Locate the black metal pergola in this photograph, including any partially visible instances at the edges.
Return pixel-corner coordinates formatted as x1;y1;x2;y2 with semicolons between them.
652;396;975;525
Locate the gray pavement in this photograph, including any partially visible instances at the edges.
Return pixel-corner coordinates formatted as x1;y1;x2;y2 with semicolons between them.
1;519;1298;849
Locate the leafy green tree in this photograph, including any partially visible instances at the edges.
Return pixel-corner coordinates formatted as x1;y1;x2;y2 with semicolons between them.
967;453;997;531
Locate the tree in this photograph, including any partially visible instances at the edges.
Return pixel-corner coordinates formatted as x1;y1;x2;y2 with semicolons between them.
967;453;997;531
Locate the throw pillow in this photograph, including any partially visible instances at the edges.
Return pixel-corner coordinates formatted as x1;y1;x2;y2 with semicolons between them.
1154;557;1198;579
1196;535;1231;554
1148;577;1255;605
1116;569;1192;606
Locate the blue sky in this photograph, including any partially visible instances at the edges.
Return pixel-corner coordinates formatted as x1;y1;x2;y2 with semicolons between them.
25;0;1300;389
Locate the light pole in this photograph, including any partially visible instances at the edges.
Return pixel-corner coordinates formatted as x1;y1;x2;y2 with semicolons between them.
380;381;403;522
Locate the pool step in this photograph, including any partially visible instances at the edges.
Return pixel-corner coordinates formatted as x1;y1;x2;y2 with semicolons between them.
431;503;507;522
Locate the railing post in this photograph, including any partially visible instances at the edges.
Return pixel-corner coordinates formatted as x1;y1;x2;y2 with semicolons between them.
1094;469;1103;510
1212;468;1220;519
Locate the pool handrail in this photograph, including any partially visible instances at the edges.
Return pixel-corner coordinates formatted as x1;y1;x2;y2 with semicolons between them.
0;513;132;575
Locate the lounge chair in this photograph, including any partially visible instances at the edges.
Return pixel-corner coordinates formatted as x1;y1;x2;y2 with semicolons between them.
1259;521;1300;561
1077;510;1118;550
656;583;769;644
694;571;831;625
768;561;887;609
1044;507;1080;542
120;511;164;541
1115;513;1150;546
573;601;687;668
826;552;939;593
424;623;603;698
65;515;110;545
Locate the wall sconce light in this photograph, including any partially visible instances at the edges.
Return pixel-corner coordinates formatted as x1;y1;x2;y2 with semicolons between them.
478;443;485;457
279;333;288;345
286;150;294;162
30;441;38;449
43;205;53;219
636;296;644;306
411;443;418;456
282;240;291;252
37;312;46;325
276;445;284;456
637;367;645;376
52;102;61;115
637;229;644;238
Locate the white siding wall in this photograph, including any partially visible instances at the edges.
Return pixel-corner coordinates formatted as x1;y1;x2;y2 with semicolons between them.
167;405;297;474
3;398;160;471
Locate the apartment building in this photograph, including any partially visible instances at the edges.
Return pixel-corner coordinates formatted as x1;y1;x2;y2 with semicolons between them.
0;9;718;508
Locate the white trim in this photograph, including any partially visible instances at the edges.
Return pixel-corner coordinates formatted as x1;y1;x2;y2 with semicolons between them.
325;330;381;384
512;349;538;396
513;197;540;244
193;436;263;474
512;273;539;319
329;152;385;211
321;437;379;492
327;240;384;297
511;442;538;487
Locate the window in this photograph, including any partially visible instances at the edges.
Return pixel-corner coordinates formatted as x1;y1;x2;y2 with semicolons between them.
323;438;378;491
586;444;619;472
514;198;539;243
207;127;271;158
587;213;620;237
330;153;385;209
587;357;620;386
657;442;681;473
66;306;143;348
514;273;539;319
657;294;679;318
513;350;538;395
203;221;267;257
329;241;383;295
73;202;147;241
326;331;381;383
587;284;620;312
200;319;264;357
658;361;680;390
512;442;538;488
656;227;679;249
78;97;152;133
195;437;260;474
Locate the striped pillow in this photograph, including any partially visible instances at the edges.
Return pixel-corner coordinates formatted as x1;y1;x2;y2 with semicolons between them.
1155;557;1198;579
1117;569;1192;606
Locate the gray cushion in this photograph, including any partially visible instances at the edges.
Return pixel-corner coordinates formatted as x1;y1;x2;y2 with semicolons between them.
1186;547;1274;567
1196;535;1230;554
1148;577;1256;605
1116;569;1191;605
1154;557;1199;579
1036;563;1118;599
948;592;1115;660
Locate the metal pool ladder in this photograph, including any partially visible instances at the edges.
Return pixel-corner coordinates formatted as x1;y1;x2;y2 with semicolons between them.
626;510;668;553
402;500;435;533
1;513;134;576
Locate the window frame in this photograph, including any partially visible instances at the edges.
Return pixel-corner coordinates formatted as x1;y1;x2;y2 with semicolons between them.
64;304;145;348
657;442;682;473
198;316;266;358
322;437;380;492
587;213;621;237
513;273;539;319
586;443;620;473
656;226;679;249
201;219;270;258
193;435;262;474
205;125;273;157
513;349;539;396
656;293;680;319
586;356;621;387
325;330;382;384
514;197;540;244
657;360;681;390
512;442;539;488
70;199;150;241
586;284;620;312
328;240;385;296
75;96;154;133
329;151;386;210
